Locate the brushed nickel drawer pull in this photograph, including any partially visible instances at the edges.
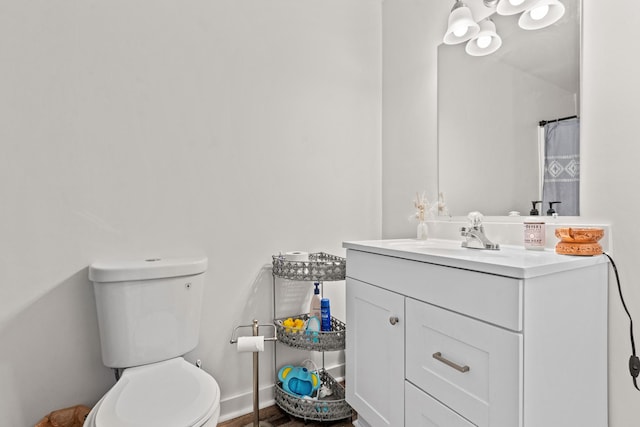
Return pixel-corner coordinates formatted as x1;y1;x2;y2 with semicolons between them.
432;352;470;373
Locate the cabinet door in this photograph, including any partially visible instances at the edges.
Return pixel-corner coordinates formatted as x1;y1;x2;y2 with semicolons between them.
405;381;475;427
346;278;404;427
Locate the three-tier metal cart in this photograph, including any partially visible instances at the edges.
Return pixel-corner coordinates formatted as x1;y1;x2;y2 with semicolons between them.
271;252;353;422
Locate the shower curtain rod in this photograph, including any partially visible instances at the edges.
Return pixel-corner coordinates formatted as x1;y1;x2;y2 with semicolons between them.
539;115;579;127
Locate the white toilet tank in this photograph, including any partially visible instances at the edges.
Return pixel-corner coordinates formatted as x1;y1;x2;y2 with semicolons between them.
89;256;208;368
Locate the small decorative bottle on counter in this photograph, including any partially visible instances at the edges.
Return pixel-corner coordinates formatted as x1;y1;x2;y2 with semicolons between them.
414;192;429;240
417;220;428;240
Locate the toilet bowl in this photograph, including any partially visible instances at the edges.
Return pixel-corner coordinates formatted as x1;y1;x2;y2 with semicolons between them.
84;358;220;427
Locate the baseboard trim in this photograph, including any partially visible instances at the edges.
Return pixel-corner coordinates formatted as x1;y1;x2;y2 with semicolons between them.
218;386;276;423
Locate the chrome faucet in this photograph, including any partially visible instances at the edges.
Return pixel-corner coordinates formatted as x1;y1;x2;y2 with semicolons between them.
460;212;500;250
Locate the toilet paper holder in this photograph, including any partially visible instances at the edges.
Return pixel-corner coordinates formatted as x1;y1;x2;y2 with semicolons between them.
229;320;277;427
229;319;277;346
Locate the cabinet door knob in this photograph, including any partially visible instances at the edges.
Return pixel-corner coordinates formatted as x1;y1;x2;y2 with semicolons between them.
389;316;399;325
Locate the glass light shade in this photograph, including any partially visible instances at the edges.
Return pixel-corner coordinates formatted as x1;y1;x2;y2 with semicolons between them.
477;35;492;49
496;0;540;15
443;2;480;45
465;19;502;56
530;4;549;20
519;0;565;30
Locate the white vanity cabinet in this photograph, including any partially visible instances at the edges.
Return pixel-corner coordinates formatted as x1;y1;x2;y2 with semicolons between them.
344;239;609;427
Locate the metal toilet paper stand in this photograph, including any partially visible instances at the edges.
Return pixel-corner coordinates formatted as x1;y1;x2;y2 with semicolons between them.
230;320;277;427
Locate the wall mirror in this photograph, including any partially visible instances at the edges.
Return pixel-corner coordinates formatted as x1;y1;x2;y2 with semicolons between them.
437;0;580;217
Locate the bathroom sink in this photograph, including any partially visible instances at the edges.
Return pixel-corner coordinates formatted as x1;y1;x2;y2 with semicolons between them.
410;241;509;258
384;238;463;250
371;239;512;263
383;238;489;253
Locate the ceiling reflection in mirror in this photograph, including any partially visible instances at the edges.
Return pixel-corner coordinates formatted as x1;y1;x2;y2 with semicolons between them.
437;0;580;217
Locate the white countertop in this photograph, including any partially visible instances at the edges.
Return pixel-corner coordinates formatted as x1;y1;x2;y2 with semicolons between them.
343;238;609;279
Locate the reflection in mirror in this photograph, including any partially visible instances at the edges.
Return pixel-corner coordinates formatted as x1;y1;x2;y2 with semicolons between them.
438;0;580;217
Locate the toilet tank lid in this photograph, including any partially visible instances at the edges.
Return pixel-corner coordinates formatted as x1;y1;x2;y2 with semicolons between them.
89;256;208;283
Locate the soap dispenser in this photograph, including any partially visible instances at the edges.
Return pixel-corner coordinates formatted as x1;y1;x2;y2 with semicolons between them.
530;201;542;216
310;282;322;320
547;201;561;216
525;202;545;250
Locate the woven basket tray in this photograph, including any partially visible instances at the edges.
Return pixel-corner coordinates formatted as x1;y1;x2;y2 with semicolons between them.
275;314;346;351
272;252;346;281
274;369;353;422
555;227;604;256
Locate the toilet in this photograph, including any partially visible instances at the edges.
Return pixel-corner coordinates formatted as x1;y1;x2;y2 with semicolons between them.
85;256;220;427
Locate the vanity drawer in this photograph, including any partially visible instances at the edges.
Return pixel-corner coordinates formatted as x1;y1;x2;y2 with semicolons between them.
405;381;475;427
406;298;522;427
346;249;522;330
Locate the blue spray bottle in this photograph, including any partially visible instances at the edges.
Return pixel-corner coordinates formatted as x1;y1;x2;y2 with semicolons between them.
321;298;331;331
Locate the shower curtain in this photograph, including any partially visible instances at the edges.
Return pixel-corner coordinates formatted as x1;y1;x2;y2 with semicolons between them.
542;117;580;216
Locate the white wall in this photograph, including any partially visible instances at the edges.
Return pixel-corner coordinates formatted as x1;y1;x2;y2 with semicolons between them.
381;0;442;239
383;0;640;426
0;0;382;424
582;1;640;426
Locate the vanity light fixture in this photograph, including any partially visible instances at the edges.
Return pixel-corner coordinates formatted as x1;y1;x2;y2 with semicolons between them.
465;18;502;56
444;0;566;56
518;0;565;30
443;0;480;45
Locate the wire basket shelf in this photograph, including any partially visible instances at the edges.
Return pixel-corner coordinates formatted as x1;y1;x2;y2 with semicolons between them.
272;252;346;281
275;314;346;352
275;369;353;422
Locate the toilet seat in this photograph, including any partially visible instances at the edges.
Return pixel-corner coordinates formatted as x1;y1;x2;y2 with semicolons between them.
90;357;219;427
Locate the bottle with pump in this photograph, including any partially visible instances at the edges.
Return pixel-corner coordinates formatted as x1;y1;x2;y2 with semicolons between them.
309;282;322;320
547;201;561;217
530;201;542;216
524;200;546;250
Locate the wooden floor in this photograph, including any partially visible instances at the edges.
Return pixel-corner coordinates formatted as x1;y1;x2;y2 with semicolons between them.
218;404;355;427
